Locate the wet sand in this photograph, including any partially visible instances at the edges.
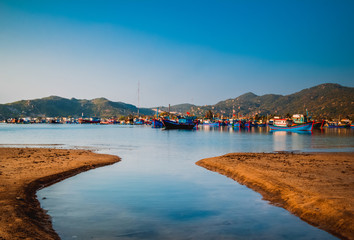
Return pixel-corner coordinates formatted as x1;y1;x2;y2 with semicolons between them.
0;147;120;240
196;152;354;240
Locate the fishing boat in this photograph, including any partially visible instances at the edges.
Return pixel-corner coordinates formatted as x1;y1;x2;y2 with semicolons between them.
161;117;196;130
269;119;313;132
244;120;252;128
230;120;242;128
326;119;351;128
152;119;163;128
255;122;267;127
100;119;119;124
78;118;100;124
312;120;326;129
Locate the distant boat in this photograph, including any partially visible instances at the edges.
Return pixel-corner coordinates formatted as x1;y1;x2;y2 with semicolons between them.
312;120;325;129
152;119;163;128
78;118;100;124
292;114;324;130
161;118;196;130
100;119;119;124
244;121;252;128
326;120;350;128
269;119;313;131
231;120;242;128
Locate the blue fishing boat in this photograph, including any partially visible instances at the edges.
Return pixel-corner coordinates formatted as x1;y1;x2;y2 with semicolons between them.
161;117;196;130
269;119;313;132
244;121;252;128
152;119;163;128
231;120;242;128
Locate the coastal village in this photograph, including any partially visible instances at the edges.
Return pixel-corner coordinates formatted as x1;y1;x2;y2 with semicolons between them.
3;112;353;130
1;83;352;130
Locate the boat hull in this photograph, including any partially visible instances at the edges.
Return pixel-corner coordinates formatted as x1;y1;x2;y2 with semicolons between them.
231;121;242;128
244;121;251;128
203;122;219;127
313;121;325;129
327;124;350;128
152;119;163;128
161;119;196;130
269;122;313;131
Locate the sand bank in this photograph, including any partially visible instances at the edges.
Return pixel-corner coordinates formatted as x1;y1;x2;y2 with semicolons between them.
196;152;354;240
0;147;120;240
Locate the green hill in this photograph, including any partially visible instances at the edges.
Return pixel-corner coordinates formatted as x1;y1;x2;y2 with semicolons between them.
157;103;196;114
1;83;353;120
0;96;154;120
184;83;354;119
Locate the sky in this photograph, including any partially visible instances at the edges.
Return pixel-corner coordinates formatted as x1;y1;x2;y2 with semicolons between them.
1;0;353;107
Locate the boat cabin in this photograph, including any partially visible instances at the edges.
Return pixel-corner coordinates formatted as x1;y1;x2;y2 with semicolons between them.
292;114;308;124
177;116;196;124
273;119;293;127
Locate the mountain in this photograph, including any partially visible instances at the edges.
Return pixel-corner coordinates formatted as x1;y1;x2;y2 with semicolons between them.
157;103;196;114
0;96;154;120
175;83;354;119
0;83;353;120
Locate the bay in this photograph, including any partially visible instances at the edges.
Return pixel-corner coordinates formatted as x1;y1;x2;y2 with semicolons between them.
0;123;353;239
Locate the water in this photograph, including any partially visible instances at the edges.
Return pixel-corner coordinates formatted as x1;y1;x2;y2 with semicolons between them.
1;123;353;239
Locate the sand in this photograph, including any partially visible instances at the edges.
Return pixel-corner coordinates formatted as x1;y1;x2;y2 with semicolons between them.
196;152;354;240
0;147;120;240
1;148;352;239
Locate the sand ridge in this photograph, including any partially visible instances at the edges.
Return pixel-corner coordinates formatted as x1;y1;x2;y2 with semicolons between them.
0;147;120;240
196;152;354;240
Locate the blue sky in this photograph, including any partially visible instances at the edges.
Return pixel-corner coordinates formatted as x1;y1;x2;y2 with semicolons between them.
1;1;353;107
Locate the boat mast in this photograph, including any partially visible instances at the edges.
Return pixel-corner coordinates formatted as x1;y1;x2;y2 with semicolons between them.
137;81;140;117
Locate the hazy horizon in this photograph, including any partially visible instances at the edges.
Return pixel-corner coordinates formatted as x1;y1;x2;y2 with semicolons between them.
1;1;353;107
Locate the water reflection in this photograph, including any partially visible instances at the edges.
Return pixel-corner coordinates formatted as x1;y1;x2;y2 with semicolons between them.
0;124;352;239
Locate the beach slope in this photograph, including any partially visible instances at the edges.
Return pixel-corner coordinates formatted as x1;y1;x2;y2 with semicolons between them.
0;147;120;240
196;152;354;240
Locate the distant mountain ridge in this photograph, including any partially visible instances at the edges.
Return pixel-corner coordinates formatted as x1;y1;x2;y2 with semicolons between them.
0;83;353;120
157;103;195;114
185;83;353;119
0;96;154;120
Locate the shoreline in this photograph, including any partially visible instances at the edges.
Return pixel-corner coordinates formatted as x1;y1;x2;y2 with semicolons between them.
196;152;354;240
0;147;120;240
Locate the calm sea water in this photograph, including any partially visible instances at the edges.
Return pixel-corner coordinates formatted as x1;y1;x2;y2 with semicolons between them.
1;123;353;239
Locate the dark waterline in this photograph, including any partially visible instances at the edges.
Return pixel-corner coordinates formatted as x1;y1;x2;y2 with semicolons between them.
1;124;353;239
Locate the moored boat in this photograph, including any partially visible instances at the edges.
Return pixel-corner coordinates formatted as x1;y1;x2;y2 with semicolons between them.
152;119;163;128
78;118;100;124
269;119;313;132
161;118;196;130
312;120;325;129
244;120;252;128
326;119;351;128
230;120;242;128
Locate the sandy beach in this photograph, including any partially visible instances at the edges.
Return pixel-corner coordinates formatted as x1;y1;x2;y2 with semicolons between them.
0;147;120;240
196;152;354;240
